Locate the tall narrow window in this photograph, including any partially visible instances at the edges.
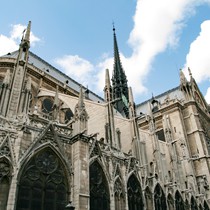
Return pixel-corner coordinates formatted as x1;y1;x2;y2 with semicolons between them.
191;197;198;210
127;174;144;210
16;149;68;210
90;161;110;210
0;159;10;210
175;191;185;210
154;184;167;210
204;201;210;210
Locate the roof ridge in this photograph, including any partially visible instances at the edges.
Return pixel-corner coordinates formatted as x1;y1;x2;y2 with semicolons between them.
136;86;180;107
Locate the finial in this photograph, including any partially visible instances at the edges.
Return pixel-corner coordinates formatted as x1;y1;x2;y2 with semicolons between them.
112;21;115;32
78;85;84;109
188;67;192;77
24;21;31;42
105;69;111;88
128;87;134;105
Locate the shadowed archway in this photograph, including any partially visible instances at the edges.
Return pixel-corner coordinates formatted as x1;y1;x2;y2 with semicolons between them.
154;183;167;210
0;158;11;210
90;161;110;210
191;196;198;210
16;148;68;210
175;191;185;210
127;174;144;210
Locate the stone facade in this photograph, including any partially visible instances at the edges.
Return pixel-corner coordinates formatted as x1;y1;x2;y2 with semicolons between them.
0;21;210;210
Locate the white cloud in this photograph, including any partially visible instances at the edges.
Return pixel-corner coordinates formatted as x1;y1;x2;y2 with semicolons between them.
184;20;210;82
0;23;40;56
0;35;17;56
55;55;95;86
205;87;210;104
55;0;210;102
126;0;203;97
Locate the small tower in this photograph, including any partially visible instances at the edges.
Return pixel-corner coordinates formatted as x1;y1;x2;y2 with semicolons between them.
111;26;129;118
6;21;31;118
104;68;112;102
104;69;116;147
73;86;89;134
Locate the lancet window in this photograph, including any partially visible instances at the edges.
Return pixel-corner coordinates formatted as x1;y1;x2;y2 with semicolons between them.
0;158;11;210
191;196;198;210
127;174;144;210
16;149;68;210
154;184;167;210
175;191;185;210
90;161;110;210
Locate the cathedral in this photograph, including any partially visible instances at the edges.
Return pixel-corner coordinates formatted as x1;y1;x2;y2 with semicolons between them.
0;21;210;210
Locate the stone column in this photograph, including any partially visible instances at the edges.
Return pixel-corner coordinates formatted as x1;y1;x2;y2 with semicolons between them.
71;135;89;210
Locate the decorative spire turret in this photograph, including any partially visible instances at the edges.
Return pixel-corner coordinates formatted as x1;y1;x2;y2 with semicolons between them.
74;86;89;134
6;21;31;118
179;68;193;101
111;26;129;118
104;69;112;102
24;20;31;43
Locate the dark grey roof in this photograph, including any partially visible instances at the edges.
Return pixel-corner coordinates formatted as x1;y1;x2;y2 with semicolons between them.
136;86;184;115
1;51;104;103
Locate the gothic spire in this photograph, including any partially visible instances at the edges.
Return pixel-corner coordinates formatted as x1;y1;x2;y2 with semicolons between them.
104;69;112;102
111;26;129;118
24;21;31;43
21;21;31;49
74;86;89;134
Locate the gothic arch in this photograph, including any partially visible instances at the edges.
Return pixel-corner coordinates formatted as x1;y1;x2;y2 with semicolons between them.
175;190;184;210
16;147;69;210
90;160;110;210
204;200;210;210
191;196;198;210
154;183;167;210
145;186;153;210
0;157;12;210
127;174;144;210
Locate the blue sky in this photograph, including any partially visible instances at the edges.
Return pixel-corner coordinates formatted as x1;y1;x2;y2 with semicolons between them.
0;0;210;104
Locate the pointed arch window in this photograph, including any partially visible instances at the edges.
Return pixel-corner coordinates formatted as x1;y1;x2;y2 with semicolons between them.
127;174;144;210
191;196;198;210
114;178;125;210
204;201;210;210
0;158;11;210
175;191;185;210
154;184;167;210
90;161;110;210
16;149;68;210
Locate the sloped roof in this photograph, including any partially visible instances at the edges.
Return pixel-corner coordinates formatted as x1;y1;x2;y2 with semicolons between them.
1;51;104;103
136;86;184;115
